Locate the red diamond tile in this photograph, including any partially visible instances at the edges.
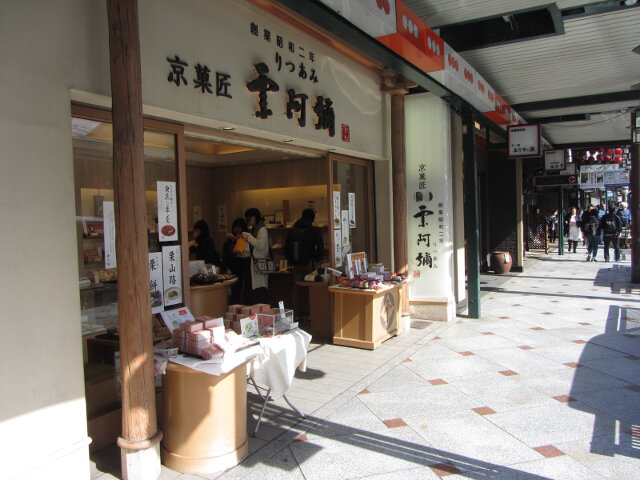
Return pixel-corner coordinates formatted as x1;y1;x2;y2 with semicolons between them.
429;462;460;476
481;332;494;335
557;291;566;293
551;300;560;303
623;304;634;308
512;304;522;307
571;340;587;344
433;336;441;340
562;284;570;286
294;434;307;441
499;316;510;319
531;286;538;289
523;293;531;296
542;312;554;315
402;358;413;363
499;370;518;376
625;355;640;361
583;308;594;311
534;445;565;458
489;297;495;299
459;351;475;356
624;385;640;392
553;395;576;403
358;389;370;395
579;322;592;325
518;345;534;350
383;418;407;428
563;362;582;368
530;327;545;331
429;378;448;386
622;294;631;297
472;406;496;415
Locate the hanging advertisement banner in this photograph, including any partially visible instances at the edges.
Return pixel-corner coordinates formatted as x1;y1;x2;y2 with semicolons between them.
162;245;183;306
544;149;566;170
341;210;350;246
157;181;178;242
333;191;341;229
508;124;540;157
103;201;117;269
579;164;621;189
405;94;455;318
348;192;356;228
334;229;342;267
149;252;164;314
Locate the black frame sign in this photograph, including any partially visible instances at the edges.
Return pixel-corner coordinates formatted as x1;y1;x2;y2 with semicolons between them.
544;149;566;170
507;124;540;158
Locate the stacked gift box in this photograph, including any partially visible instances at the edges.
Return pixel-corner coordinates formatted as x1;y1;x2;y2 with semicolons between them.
225;303;271;333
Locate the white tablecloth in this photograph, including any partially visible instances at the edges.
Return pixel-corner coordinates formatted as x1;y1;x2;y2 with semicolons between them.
167;344;263;376
248;329;312;398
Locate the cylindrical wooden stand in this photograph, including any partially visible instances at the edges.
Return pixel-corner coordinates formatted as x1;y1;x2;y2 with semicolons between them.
161;362;248;473
189;278;237;318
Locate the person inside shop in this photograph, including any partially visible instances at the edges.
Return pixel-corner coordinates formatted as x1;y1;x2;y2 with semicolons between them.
236;208;270;304
189;220;221;267
285;208;324;319
222;217;251;304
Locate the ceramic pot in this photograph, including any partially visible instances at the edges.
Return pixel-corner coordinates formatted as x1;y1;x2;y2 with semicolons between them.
490;251;512;274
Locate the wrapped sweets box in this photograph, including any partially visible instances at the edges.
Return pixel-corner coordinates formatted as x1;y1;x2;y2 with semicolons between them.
257;308;295;336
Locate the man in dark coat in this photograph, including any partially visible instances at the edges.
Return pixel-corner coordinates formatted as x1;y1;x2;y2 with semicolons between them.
599;205;622;262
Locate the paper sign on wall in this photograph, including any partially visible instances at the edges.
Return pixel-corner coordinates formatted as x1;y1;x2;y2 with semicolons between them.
149;252;164;314
333;191;341;229
162;245;183;306
348;192;356;228
334;229;342;267
157;181;178;242
103;201;117;269
218;205;227;232
341;210;349;246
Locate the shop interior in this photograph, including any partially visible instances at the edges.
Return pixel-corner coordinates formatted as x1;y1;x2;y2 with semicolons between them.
71;107;379;452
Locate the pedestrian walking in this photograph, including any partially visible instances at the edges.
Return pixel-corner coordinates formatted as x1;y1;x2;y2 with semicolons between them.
599;205;621;262
565;207;582;253
582;207;600;262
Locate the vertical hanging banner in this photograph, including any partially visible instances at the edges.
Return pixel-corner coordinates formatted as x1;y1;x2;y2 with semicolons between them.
149;252;164;314
333;191;341;229
218;205;227;232
158;181;179;242
348;192;356;228
334;229;342;267
162;245;183;306
103;201;117;269
405;94;455;312
341;210;350;246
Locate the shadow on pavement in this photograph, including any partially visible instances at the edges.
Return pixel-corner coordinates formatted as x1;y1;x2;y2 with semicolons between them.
569;305;640;460
244;394;550;479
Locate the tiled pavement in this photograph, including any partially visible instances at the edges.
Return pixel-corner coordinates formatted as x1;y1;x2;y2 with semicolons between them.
92;244;640;479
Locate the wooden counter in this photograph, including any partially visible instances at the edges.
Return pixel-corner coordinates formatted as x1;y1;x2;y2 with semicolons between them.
161;361;248;473
329;284;401;350
189;277;237;318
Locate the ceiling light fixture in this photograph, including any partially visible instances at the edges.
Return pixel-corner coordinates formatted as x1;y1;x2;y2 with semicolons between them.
282;139;294;143
221;126;235;131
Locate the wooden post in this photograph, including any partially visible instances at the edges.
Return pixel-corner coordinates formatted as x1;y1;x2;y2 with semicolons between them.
106;0;162;477
631;110;640;282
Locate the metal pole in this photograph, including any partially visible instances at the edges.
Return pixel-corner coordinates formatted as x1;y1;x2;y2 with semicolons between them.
558;186;564;255
631;109;640;282
462;114;481;318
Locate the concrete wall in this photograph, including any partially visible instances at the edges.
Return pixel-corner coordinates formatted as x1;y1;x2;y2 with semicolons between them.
0;1;112;478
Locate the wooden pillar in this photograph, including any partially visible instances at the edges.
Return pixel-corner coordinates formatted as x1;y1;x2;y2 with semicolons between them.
631;110;640;282
106;0;162;477
391;94;408;277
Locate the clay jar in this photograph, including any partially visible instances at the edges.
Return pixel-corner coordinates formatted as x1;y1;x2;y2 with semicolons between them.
490;251;512;274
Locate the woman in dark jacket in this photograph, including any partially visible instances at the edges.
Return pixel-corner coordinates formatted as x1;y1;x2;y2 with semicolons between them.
189;220;221;266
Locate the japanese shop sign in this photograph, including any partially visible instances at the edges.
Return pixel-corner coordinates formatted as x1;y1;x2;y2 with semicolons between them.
333;191;341;229
508;124;540;157
405;94;454;302
162;245;183;307
103;201;117;269
428;43;476;104
149;252;164;314
157;181;178;242
348;192;356;228
141;0;384;158
544;149;566;171
341;210;350;247
334;229;343;267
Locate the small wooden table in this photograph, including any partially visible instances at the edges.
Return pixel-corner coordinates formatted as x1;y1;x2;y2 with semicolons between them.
329;284;401;350
296;281;331;340
189;277;237;318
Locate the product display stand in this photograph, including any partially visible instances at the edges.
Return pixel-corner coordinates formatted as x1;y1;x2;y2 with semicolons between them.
329;284;401;350
189;277;238;318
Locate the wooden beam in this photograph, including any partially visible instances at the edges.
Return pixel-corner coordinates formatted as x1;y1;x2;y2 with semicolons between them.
106;0;160;449
391;95;408;279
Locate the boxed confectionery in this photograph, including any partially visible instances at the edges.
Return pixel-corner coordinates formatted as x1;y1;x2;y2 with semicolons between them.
199;316;224;329
227;304;244;314
188;330;211;342
180;320;203;333
252;303;271;313
257;308;294;336
207;325;225;344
